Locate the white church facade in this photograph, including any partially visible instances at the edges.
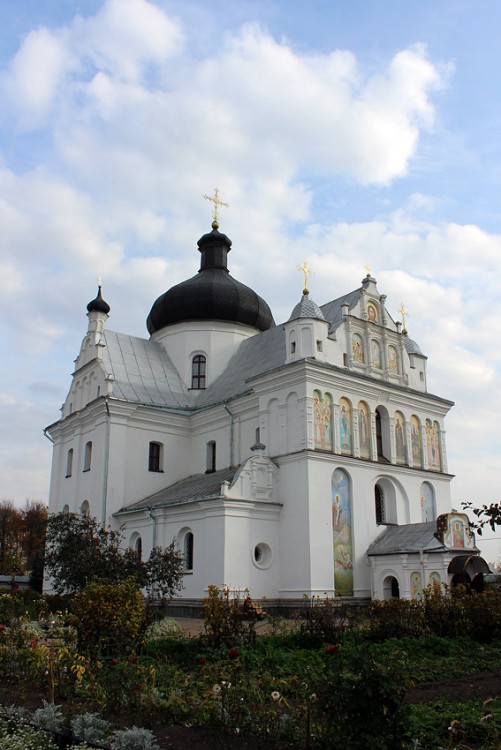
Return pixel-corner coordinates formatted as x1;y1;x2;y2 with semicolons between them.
46;215;489;609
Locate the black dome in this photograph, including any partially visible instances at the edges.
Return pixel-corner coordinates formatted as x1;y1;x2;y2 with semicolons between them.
87;286;110;314
146;225;274;334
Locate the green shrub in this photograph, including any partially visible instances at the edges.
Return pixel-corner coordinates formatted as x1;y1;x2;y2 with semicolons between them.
145;617;182;641
298;595;350;646
314;646;412;749
366;598;427;641
71;578;146;655
202;585;265;648
110;726;160;750
0;590;47;623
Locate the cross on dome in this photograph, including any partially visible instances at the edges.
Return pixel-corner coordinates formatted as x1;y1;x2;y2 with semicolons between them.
203;187;229;228
297;259;315;294
397;302;410;334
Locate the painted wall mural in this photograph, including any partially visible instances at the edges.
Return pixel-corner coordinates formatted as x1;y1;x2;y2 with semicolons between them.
371;339;382;369
426;419;441;471
352;333;364;363
439;512;476;550
420;481;435;522
429;572;441;592
357;401;371;459
367;302;378;322
332;468;353;596
410;571;422;598
313;390;333;451
394;411;406;464
339;397;352;454
388;345;399;372
410;415;422;467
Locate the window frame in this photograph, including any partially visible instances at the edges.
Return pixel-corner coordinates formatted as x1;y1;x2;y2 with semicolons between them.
191;354;207;390
83;441;92;472
148;441;163;472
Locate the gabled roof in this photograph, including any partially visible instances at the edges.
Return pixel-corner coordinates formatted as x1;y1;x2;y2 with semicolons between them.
367;522;447;555
320;288;362;333
116;466;239;513
101;330;193;409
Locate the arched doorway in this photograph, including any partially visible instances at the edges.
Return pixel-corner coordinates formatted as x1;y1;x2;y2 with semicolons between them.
383;575;400;600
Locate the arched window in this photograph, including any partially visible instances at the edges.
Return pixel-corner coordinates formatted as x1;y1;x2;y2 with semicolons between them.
148;441;163;472
375;483;385;525
135;536;142;560
206;441;216;473
65;449;74;478
62;504;70;514
375;407;391;461
184;532;194;571
191;355;206;389
80;500;90;516
83;441;92;472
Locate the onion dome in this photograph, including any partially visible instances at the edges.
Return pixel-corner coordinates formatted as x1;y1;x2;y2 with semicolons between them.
146;224;275;334
288;291;325;322
87;285;110;314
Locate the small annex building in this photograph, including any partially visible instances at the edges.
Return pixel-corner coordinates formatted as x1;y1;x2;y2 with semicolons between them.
45;215;490;610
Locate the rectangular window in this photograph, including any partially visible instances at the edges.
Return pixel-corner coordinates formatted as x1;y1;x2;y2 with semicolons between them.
191;355;206;389
148;441;163;472
83;441;92;472
65;448;73;478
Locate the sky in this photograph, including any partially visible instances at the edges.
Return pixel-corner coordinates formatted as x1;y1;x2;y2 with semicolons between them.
1;0;500;562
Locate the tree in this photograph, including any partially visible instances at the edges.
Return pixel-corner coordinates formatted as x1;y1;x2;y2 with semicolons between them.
0;501;24;573
45;512;184;597
20;501;48;591
462;502;501;535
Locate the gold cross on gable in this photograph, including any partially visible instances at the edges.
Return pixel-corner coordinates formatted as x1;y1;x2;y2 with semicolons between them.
397;302;410;333
364;264;372;277
297;259;315;294
203;187;229;228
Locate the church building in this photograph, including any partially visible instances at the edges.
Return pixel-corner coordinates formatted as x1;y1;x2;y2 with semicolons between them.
46;203;489;608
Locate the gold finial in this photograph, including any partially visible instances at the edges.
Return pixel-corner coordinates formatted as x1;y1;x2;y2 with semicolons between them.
297;259;315;294
96;275;103;287
364;264;372;277
203;187;229;228
397;302;409;334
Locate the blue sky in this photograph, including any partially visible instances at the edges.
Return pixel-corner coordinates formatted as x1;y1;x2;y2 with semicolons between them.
1;0;500;561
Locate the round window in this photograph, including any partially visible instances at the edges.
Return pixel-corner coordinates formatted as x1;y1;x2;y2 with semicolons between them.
253;543;272;569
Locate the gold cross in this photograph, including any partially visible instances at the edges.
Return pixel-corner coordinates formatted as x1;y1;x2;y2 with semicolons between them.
364;264;372;277
297;259;315;294
203;188;229;228
397;302;409;333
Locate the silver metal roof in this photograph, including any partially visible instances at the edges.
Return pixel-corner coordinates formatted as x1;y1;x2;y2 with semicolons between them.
367;522;446;555
116;466;239;513
288;293;325;321
102;330;194;409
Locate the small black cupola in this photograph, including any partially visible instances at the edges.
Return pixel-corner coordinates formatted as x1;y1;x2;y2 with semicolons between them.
87;285;110;315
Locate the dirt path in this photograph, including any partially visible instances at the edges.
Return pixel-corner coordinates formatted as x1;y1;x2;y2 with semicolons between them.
405;668;501;704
